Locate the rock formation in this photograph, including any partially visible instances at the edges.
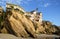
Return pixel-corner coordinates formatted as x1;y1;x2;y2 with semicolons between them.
2;9;36;37
0;3;60;38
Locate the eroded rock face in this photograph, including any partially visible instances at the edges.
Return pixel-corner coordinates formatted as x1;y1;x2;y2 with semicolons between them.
1;9;60;38
32;20;60;35
3;10;36;37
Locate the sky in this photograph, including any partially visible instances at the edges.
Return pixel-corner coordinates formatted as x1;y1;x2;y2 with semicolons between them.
0;0;60;26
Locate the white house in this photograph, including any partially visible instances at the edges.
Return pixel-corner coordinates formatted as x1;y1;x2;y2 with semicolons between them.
24;9;43;24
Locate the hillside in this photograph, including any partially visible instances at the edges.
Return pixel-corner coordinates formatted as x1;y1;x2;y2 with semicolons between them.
0;3;60;38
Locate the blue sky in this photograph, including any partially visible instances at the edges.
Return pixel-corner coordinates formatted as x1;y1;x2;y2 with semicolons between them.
0;0;60;26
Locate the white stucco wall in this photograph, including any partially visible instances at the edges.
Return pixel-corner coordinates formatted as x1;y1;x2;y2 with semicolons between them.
39;13;42;24
33;11;36;14
30;14;34;21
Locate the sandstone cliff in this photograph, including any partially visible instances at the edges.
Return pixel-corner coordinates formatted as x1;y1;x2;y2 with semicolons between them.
2;9;36;37
0;8;60;38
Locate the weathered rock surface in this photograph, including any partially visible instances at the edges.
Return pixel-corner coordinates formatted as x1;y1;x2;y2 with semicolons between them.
2;10;36;37
35;21;60;35
0;6;60;38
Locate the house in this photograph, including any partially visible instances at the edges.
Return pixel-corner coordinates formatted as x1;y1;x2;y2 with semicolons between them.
6;3;42;24
24;9;42;24
6;3;25;13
